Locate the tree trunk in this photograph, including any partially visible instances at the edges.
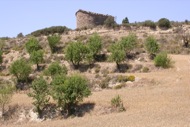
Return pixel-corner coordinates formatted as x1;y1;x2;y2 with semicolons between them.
116;62;120;70
36;63;40;71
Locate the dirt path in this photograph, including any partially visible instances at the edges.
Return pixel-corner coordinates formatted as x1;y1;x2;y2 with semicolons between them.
4;55;190;127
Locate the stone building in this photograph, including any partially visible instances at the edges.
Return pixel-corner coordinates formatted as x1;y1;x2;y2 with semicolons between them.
76;9;114;29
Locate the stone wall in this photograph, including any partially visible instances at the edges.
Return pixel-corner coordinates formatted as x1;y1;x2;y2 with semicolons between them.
76;10;114;29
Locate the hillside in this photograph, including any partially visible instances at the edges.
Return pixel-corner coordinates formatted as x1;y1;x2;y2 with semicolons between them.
0;25;190;127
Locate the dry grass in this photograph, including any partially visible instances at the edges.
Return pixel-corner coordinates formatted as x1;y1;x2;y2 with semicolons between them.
1;55;189;127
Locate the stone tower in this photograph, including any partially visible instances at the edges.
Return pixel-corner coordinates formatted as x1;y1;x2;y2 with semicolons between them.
76;9;114;29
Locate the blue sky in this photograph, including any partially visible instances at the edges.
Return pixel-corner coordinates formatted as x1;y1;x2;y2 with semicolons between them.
0;0;189;37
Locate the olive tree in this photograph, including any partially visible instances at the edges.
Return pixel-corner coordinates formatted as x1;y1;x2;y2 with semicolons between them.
25;37;41;54
87;33;102;60
28;77;49;118
9;58;32;82
109;43;126;69
30;50;44;71
144;36;160;59
50;75;66;109
47;35;61;53
0;84;14;119
62;74;91;115
120;33;137;53
65;41;87;69
44;62;67;77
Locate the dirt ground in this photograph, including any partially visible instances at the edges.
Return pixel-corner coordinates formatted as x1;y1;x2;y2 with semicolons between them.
2;54;190;127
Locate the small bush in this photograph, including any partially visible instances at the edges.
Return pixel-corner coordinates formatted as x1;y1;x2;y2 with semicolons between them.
116;75;128;82
104;16;116;28
9;58;32;82
63;74;91;115
145;36;160;59
17;33;24;38
122;17;129;24
44;62;67;77
127;75;135;82
99;76;111;89
0;84;15;119
28;77;49;118
114;83;125;89
47;35;61;53
143;20;156;29
30;26;70;36
142;67;149;73
111;95;125;112
120;33;137;52
154;52;172;68
25;38;41;54
158;18;171;30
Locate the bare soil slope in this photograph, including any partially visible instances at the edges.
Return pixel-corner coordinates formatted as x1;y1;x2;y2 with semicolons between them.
3;54;189;127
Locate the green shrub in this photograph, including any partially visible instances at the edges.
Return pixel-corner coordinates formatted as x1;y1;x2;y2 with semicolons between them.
144;36;160;59
158;18;171;29
28;77;49;118
143;20;156;29
47;35;61;53
17;33;24;38
154;52;172;68
120;33;137;52
87;33;102;61
109;43;126;69
44;62;67;77
117;75;128;82
25;38;41;54
30;50;44;70
63;74;91;115
111;95;125;112
127;75;135;82
9;58;32;82
50;74;66;109
30;26;70;36
0;84;15;119
65;41;87;68
104;16;116;28
122;17;129;24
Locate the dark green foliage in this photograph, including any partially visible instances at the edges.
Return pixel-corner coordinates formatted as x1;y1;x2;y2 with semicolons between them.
30;50;44;70
25;38;41;54
143;20;156;29
104;16;116;28
62;74;91;115
65;41;87;68
50;75;66;109
154;52;172;68
30;26;70;37
145;36;160;59
28;77;49;118
47;35;61;53
109;43;126;69
9;58;32;82
120;33;137;52
44;62;67;77
17;33;24;38
0;84;15;118
87;33;102;56
158;18;171;29
122;17;129;24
